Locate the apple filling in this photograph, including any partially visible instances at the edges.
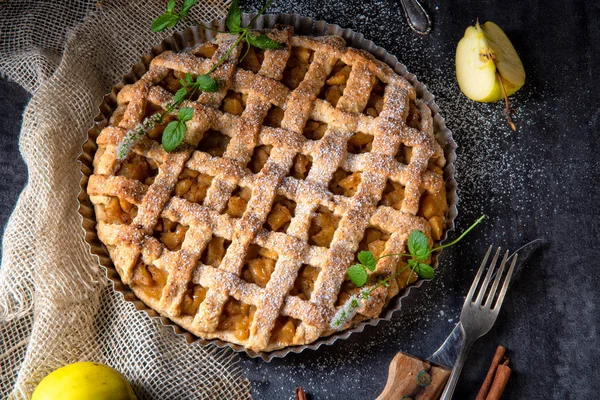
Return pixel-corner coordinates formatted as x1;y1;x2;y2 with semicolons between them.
238;43;264;74
192;42;217;59
197;129;230;157
248;144;272;174
154;218;188;251
95;196;137;225
264;195;296;233
174;167;214;204
303;119;328;140
290;264;320;301
220;90;246;116
329;168;361;197
281;46;314;90
218;298;256;341
319;60;351;107
264;105;284;128
180;284;208;316
290;153;312;180
269;316;301;346
379;179;405;211
418;190;448;241
130;261;169;301
365;78;385;117
347;132;374;154
117;152;160;186
308;206;341;248
224;185;252;218
241;244;278;288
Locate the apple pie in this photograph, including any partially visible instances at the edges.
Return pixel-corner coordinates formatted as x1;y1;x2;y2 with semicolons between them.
86;25;448;352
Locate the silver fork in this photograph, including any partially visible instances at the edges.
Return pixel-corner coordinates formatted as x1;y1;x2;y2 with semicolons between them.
439;246;518;400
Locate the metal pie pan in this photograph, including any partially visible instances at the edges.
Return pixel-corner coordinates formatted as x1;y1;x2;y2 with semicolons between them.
77;13;458;362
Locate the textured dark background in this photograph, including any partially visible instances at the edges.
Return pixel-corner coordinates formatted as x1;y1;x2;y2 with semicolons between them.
1;0;599;398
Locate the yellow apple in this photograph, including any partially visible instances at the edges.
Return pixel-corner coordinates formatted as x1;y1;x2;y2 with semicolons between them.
455;21;525;102
32;362;137;400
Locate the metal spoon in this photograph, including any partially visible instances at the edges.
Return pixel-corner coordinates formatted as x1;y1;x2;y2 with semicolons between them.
398;0;432;35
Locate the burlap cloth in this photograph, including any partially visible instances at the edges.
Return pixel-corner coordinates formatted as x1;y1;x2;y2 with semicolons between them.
0;1;252;398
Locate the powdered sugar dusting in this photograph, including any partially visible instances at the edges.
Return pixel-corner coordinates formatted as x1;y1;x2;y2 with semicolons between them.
236;0;576;398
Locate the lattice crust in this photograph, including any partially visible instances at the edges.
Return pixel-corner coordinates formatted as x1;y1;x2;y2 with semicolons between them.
87;25;448;352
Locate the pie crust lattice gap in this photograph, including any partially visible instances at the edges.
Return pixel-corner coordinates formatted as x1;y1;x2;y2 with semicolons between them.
87;25;448;352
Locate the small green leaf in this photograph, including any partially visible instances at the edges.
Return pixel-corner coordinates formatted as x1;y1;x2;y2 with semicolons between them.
185;73;194;85
167;0;176;12
162;121;186;152
407;258;417;268
225;0;242;33
379;278;390;288
180;0;198;17
178;107;194;122
357;251;376;271
415;263;435;279
408;230;430;260
196;74;219;92
150;12;179;32
173;87;188;105
246;33;285;50
348;264;368;287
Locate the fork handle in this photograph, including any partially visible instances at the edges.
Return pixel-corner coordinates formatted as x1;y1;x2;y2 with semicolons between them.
376;352;450;400
439;338;474;400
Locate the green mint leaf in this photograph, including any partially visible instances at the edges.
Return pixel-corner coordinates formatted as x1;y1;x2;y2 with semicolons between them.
151;12;180;32
167;0;176;12
185;73;194;85
408;230;430;260
180;0;198;17
225;0;242;33
173;87;188;105
407;258;417;268
348;264;368;287
246;33;285;50
357;251;376;272
415;263;435;280
178;107;194;122
162;121;186;152
196;74;219;92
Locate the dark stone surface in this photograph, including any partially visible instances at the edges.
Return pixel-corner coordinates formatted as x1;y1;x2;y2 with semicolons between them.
0;79;29;242
1;0;599;398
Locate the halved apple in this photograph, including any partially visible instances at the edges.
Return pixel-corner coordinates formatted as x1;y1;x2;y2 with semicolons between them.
456;21;525;103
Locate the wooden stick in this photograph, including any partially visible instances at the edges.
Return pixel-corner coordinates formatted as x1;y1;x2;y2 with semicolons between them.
475;346;507;400
486;362;511;400
296;387;307;400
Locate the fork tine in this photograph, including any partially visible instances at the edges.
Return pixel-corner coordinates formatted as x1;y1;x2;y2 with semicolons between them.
474;247;501;306
493;254;518;310
465;246;492;303
485;250;509;308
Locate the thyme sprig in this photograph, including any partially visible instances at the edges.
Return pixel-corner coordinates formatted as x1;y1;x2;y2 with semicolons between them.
331;215;485;329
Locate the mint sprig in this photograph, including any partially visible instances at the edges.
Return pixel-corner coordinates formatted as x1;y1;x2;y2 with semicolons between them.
162;107;194;152
116;0;285;157
331;215;486;330
151;0;199;32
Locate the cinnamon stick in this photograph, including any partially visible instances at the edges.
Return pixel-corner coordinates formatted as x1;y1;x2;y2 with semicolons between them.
486;361;511;400
475;346;507;400
296;387;307;400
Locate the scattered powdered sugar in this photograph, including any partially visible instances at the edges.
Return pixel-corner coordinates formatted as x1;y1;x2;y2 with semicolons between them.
234;1;592;398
